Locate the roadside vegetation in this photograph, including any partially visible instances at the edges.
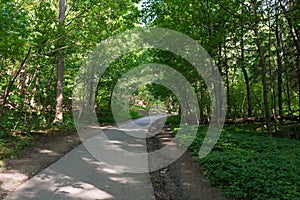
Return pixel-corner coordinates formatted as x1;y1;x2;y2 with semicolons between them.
1;0;300;199
167;116;300;199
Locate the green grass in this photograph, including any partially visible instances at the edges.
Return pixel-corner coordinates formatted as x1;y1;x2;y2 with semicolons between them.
97;109;144;124
175;123;300;199
0;114;76;162
0;135;31;160
129;109;144;119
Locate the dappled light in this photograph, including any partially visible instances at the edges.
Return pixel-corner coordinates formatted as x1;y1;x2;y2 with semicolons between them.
1;0;300;199
39;149;59;156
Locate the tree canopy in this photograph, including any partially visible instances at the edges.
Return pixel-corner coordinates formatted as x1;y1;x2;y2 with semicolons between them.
1;0;300;199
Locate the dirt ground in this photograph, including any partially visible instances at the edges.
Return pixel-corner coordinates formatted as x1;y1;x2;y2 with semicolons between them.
147;123;226;200
0;130;81;199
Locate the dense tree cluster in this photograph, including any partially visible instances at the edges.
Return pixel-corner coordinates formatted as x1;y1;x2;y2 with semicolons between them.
0;0;299;136
0;0;138;133
141;0;300;135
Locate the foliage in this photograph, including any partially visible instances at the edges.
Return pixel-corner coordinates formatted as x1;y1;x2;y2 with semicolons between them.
165;115;181;131
97;109;144;124
141;0;300;121
0;0;139;145
177;124;300;199
0;135;31;160
129;109;144;119
0;0;300;197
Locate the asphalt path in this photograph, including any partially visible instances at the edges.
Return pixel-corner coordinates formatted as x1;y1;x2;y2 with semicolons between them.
5;115;168;200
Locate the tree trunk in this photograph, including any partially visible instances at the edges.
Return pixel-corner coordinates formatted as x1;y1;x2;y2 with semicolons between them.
167;96;173;114
298;56;300;118
53;0;66;123
285;73;292;114
241;44;252;117
27;63;41;119
197;81;203;120
267;4;277;132
240;6;252;117
279;0;300;53
0;48;31;118
275;9;283;118
222;44;231;117
88;64;95;113
30;63;41;108
279;0;300;118
251;0;272;135
42;63;55;115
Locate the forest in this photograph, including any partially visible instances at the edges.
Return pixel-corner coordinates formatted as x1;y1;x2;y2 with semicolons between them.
1;0;300;199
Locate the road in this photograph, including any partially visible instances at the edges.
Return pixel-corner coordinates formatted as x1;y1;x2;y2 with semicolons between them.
5;115;168;200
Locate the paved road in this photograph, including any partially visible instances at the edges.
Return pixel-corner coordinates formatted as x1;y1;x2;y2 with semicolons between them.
5;115;168;200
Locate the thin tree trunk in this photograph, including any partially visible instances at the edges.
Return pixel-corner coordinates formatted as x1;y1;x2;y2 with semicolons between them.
275;8;283;118
167;96;173;114
281;44;293;115
279;0;300;118
53;0;66;123
251;0;272;135
240;5;252;117
30;63;41;108
42;63;55;115
241;45;252;117
0;47;31;118
197;81;203;120
88;65;95;113
267;4;277;132
224;45;231;117
298;56;300;118
279;0;300;53
285;73;292;114
27;63;41;119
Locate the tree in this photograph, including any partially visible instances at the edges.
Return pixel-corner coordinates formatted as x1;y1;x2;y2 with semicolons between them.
53;0;66;123
279;0;300;118
275;1;284;118
251;0;272;135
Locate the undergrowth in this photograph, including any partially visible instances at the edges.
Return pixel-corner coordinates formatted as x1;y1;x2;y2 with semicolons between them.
169;116;300;199
0;113;76;161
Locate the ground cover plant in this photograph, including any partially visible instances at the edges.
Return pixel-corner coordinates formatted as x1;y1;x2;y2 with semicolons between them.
175;121;300;199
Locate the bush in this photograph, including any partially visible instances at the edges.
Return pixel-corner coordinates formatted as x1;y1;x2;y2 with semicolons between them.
129;109;144;119
97;109;143;124
166;115;181;125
